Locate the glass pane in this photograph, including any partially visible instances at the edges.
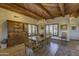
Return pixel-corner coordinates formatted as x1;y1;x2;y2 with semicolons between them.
28;24;37;36
33;25;37;35
28;24;32;36
49;25;53;35
46;25;49;35
32;25;34;35
53;25;58;36
45;24;58;37
35;26;37;35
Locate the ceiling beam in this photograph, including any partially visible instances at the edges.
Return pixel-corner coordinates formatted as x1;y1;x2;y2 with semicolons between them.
58;3;65;16
35;3;54;19
9;3;42;19
0;4;41;19
15;3;45;19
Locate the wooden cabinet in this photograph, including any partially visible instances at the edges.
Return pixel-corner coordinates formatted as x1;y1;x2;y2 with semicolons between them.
7;20;27;47
7;21;24;32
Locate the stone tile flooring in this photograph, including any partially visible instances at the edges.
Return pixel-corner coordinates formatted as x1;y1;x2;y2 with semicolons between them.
26;39;79;56
26;42;59;56
55;40;79;56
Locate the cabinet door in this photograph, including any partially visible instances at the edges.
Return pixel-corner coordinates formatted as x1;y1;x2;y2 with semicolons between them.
24;24;28;33
7;20;26;47
8;21;24;32
7;21;15;32
14;22;24;32
7;32;16;47
7;32;26;47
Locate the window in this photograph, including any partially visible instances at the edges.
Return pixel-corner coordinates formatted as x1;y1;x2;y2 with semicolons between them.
28;24;38;36
45;24;59;36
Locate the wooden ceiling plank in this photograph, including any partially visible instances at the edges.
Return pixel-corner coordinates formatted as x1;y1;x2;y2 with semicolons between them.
7;3;42;19
58;3;65;16
0;3;79;19
15;3;45;19
35;3;54;19
0;4;40;19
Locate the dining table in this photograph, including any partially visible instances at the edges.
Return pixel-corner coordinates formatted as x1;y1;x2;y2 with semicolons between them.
27;36;51;52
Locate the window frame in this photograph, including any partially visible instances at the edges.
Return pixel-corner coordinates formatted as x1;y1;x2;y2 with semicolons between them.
45;24;59;37
27;24;38;36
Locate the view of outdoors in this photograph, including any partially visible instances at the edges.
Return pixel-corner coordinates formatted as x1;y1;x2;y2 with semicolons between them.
46;24;58;36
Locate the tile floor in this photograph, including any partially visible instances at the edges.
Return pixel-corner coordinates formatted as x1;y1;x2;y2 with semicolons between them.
26;39;79;56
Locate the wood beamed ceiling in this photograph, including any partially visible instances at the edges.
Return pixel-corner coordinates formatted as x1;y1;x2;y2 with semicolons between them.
0;3;79;20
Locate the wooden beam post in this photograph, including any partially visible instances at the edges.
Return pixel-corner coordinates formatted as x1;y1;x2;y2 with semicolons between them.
58;3;65;16
35;3;54;19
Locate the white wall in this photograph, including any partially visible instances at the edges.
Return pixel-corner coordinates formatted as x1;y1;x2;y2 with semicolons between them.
69;17;79;40
0;24;2;42
0;8;38;43
37;19;46;35
45;15;70;41
37;15;79;41
46;15;79;40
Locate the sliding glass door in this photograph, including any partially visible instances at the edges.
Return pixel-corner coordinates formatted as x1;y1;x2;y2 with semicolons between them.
28;24;38;40
45;24;59;37
28;24;38;36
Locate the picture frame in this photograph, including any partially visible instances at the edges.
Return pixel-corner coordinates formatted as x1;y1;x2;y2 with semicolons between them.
61;24;67;30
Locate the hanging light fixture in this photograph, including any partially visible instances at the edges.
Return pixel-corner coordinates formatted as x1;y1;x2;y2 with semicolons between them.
38;19;47;25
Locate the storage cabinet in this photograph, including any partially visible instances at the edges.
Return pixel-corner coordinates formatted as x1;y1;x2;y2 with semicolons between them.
7;20;26;47
7;21;24;32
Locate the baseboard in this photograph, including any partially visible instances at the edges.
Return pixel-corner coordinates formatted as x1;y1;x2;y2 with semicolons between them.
70;39;79;41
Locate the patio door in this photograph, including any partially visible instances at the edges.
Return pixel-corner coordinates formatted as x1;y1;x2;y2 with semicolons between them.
45;24;59;38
